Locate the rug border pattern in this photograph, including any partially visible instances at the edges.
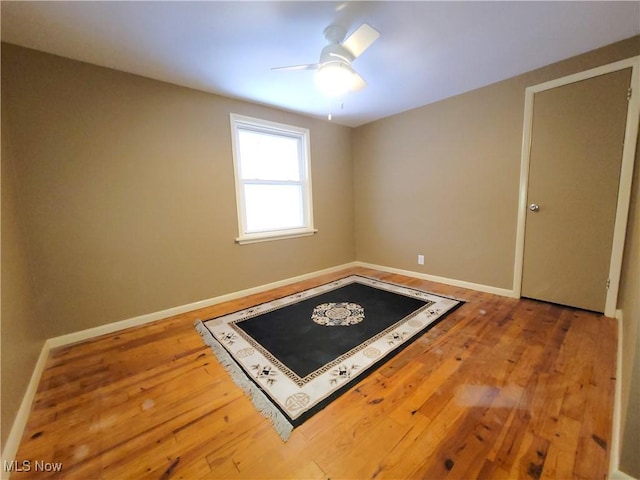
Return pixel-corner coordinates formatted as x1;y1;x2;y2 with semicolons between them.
196;274;462;440
228;278;438;386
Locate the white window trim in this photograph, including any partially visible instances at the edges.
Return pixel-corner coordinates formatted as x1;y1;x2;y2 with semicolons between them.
230;113;316;245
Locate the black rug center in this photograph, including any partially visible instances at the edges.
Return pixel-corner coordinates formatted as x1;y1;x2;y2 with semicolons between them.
234;282;430;378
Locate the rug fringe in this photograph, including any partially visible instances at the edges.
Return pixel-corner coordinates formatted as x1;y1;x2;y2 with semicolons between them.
194;320;294;441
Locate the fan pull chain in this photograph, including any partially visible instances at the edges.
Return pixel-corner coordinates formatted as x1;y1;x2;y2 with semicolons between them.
327;97;345;121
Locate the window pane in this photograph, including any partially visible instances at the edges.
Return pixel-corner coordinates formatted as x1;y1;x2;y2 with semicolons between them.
238;129;301;181
244;184;304;232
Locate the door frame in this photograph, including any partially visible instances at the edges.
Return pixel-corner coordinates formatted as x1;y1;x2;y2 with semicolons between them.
513;56;640;317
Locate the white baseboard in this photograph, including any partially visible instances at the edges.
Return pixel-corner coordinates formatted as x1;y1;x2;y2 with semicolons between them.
1;340;51;480
0;262;357;473
354;261;517;298
610;310;624;477
610;470;638;480
2;259;516;473
48;261;359;349
48;260;517;349
609;310;638;480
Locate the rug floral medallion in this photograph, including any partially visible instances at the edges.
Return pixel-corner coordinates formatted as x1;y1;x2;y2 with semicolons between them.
196;275;462;440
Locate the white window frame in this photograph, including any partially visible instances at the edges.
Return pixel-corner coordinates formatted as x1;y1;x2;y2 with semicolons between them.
230;113;316;245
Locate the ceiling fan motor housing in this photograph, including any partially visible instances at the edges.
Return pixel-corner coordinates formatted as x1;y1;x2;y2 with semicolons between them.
319;43;354;65
323;25;347;43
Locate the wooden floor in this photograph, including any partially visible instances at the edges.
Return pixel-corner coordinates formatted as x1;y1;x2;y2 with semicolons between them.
13;267;617;479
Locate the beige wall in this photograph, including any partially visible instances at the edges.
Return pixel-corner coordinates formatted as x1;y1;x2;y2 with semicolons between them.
1;43;355;449
1;44;355;340
353;35;639;476
353;36;640;289
352;79;523;288
1;106;47;447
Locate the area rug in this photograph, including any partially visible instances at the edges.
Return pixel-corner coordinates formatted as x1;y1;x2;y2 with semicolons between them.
195;275;462;440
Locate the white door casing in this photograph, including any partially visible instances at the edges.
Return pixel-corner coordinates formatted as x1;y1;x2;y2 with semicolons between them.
513;56;640;317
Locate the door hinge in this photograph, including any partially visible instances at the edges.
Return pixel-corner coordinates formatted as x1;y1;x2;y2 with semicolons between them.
628;87;632;101
606;279;611;290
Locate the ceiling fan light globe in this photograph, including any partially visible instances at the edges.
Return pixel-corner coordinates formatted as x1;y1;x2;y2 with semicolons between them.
315;62;355;97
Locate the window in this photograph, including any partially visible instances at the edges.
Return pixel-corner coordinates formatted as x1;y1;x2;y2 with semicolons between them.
230;114;315;244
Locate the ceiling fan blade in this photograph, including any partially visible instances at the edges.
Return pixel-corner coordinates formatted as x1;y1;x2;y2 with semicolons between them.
342;23;380;59
351;71;368;92
271;63;318;71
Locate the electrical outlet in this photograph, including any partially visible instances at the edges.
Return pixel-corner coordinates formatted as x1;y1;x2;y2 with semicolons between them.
418;254;425;265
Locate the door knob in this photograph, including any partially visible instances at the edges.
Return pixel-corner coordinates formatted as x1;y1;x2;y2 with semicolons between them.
529;203;540;212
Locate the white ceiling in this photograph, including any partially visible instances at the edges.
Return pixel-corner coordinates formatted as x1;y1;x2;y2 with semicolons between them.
2;1;639;127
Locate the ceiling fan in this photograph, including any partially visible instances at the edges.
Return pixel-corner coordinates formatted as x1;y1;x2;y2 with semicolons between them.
272;23;380;97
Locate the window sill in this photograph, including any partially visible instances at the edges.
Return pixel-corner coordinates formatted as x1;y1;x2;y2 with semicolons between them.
235;229;318;245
